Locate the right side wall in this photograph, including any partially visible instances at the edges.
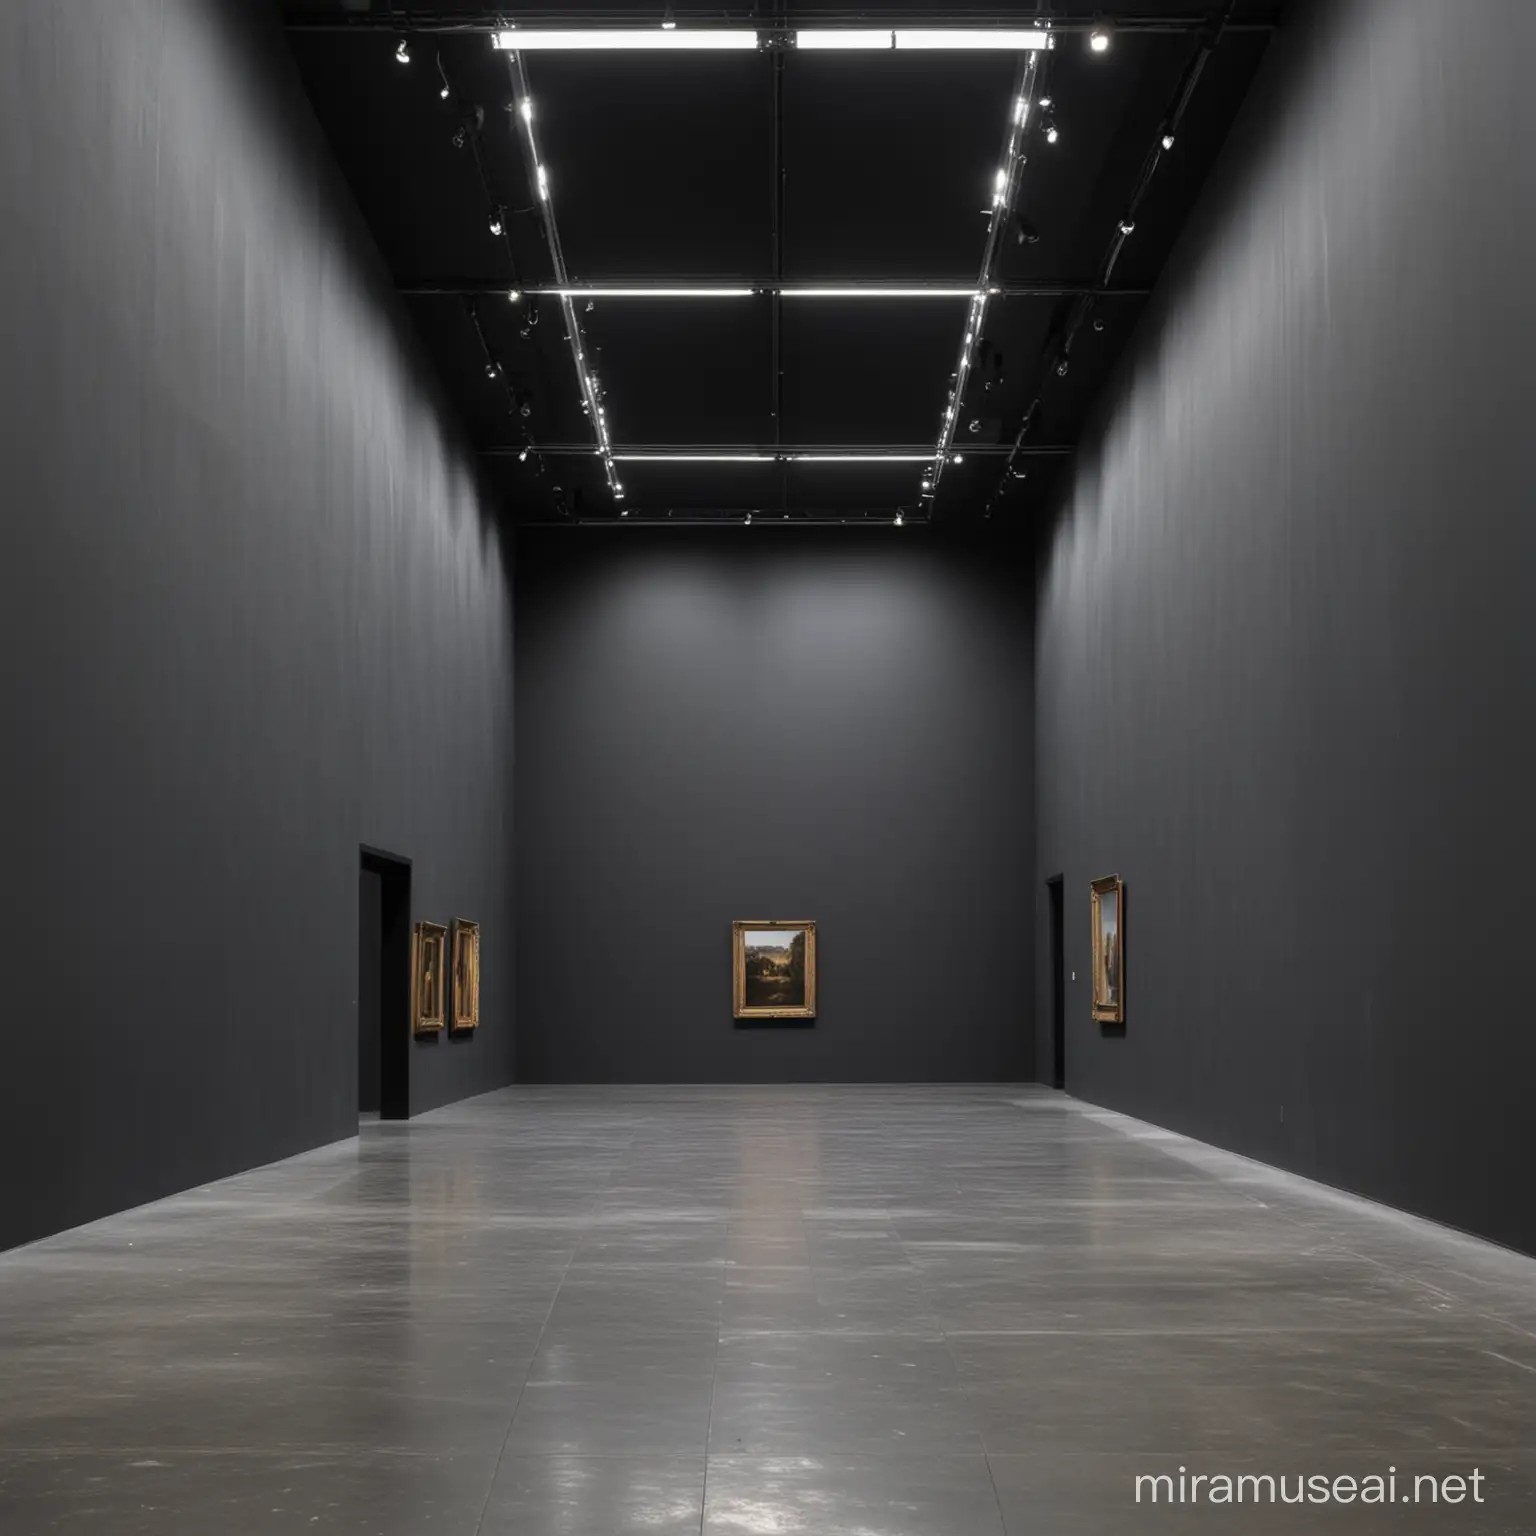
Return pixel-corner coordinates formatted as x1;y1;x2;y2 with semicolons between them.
1036;0;1536;1255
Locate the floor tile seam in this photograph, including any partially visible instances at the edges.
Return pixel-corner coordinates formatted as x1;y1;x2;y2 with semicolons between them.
469;1240;580;1536
1322;1242;1536;1345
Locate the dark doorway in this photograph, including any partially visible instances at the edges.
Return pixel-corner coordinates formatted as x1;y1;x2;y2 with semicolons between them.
359;848;411;1121
1047;875;1066;1090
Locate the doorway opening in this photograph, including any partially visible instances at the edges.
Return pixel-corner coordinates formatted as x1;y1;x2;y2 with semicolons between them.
1047;874;1066;1090
359;847;411;1121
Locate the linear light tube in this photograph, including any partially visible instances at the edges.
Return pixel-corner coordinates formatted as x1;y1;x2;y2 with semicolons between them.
551;288;757;298
795;30;893;50
784;287;981;299
494;30;760;51
612;454;774;462
894;30;1050;50
787;454;933;463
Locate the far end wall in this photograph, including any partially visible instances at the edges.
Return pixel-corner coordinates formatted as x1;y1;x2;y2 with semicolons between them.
516;529;1032;1084
1036;0;1536;1252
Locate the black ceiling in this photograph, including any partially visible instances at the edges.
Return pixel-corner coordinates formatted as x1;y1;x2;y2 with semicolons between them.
283;3;1283;526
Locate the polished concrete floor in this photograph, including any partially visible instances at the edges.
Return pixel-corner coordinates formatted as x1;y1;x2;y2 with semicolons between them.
3;1086;1536;1532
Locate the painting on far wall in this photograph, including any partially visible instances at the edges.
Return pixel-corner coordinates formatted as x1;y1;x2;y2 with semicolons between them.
1090;876;1124;1023
412;921;448;1036
452;919;480;1033
733;920;817;1022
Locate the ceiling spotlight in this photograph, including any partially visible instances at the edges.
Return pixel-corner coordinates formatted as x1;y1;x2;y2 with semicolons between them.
1039;96;1053;109
440;84;450;100
968;419;982;434
1089;26;1112;53
895;512;904;526
489;209;504;237
921;479;932;491
1044;121;1060;145
485;361;499;379
518;448;529;463
508;290;522;303
1162;133;1176;151
395;37;411;65
1118;219;1136;236
745;512;753;525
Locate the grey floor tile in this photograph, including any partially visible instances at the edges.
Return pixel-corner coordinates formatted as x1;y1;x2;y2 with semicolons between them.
481;1455;706;1535
702;1453;1005;1535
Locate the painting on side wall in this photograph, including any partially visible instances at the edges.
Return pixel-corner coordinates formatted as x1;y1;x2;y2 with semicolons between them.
1090;876;1124;1024
452;920;481;1033
411;921;448;1036
733;920;817;1022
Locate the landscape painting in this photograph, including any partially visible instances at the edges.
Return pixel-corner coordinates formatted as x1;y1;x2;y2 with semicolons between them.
1090;875;1124;1024
733;920;817;1021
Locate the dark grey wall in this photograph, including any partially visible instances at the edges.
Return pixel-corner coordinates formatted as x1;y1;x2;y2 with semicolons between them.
0;0;515;1251
516;529;1032;1083
1036;0;1536;1252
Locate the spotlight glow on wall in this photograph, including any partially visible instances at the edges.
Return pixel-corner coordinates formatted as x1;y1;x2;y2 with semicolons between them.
494;29;760;51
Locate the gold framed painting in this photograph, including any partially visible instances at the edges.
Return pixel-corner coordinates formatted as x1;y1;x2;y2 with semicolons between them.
411;920;448;1036
451;919;480;1033
1090;875;1124;1024
733;920;816;1021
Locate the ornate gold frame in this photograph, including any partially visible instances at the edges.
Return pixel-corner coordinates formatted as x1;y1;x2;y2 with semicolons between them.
452;919;481;1033
733;919;817;1020
1090;875;1124;1024
411;920;448;1036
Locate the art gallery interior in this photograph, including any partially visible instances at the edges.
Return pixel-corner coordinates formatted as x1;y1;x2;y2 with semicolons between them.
2;0;1534;1530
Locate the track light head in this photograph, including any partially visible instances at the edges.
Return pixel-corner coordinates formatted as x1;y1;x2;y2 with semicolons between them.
1044;121;1060;145
1089;24;1113;54
1162;133;1176;151
489;209;504;237
395;37;411;65
518;448;529;463
485;361;499;379
1118;219;1136;236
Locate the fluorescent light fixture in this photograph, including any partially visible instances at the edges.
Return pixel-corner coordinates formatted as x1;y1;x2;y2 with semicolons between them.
493;29;760;51
536;164;550;199
551;287;756;299
519;99;533;122
788;454;933;463
612;454;773;462
894;29;1049;50
795;29;893;49
784;287;980;299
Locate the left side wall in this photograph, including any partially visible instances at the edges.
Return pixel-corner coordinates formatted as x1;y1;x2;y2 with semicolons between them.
0;0;516;1251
